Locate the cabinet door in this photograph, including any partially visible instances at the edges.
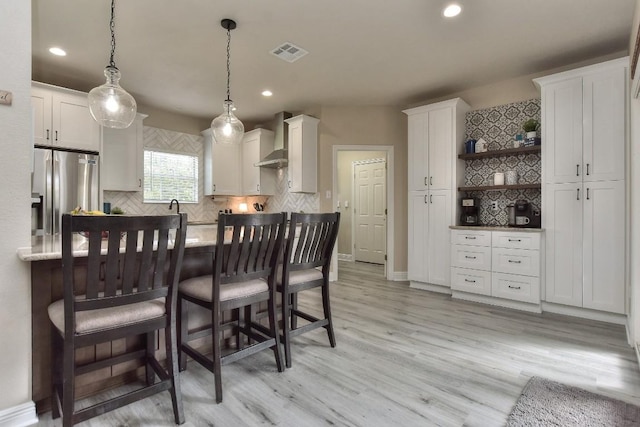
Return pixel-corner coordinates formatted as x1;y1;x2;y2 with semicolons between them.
542;77;583;184
211;141;242;195
545;183;583;307
242;132;261;195
52;91;101;151
582;180;625;313
583;66;626;182
287;115;318;193
427;190;452;286
31;87;52;146
407;113;429;191
427;107;452;190
407;192;429;283
102;115;144;191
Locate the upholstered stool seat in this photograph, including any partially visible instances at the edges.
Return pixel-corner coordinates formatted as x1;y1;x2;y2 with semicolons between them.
179;276;268;303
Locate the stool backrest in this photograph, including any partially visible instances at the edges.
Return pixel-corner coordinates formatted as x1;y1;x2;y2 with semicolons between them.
61;213;187;335
284;212;340;273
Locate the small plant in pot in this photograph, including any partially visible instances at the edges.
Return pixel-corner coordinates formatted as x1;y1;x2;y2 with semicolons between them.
522;119;539;139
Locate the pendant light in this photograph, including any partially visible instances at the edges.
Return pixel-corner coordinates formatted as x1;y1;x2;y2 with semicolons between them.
211;19;244;144
88;0;137;129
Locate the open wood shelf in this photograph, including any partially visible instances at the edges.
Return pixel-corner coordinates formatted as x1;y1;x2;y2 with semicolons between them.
458;183;542;192
458;145;541;160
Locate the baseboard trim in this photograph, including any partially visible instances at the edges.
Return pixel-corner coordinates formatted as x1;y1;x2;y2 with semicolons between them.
409;281;451;295
392;271;408;281
452;291;542;314
338;253;353;262
541;302;627;325
0;401;38;427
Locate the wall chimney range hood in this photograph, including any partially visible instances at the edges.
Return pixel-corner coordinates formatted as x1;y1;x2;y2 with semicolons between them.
255;111;292;168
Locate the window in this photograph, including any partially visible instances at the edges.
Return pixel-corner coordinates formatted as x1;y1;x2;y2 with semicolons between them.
143;150;198;203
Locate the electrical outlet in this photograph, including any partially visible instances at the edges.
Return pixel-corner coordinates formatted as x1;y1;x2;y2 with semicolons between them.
491;201;499;211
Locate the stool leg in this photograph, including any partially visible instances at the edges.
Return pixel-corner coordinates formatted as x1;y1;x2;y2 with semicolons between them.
322;278;336;348
282;287;292;368
269;286;284;372
62;338;75;427
145;331;155;385
50;328;61;420
178;296;188;372
165;310;185;424
212;306;223;403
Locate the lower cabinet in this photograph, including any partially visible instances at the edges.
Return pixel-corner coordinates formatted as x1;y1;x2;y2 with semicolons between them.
451;229;542;311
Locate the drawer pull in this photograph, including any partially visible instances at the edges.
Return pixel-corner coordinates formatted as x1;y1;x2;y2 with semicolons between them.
465;256;477;259
464;279;476;283
508;238;521;242
508;285;521;290
508;259;521;264
465;236;477;240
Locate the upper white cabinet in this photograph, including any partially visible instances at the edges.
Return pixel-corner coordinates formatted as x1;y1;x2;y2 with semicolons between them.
202;128;242;196
102;113;147;191
285;114;319;193
404;98;469;291
536;57;628;315
31;82;101;152
534;58;626;184
242;129;276;196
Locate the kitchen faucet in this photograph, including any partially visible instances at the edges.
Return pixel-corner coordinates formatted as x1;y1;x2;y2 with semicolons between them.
169;199;180;214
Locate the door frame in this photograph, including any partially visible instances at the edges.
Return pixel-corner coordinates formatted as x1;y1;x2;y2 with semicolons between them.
352;158;387;264
332;145;395;281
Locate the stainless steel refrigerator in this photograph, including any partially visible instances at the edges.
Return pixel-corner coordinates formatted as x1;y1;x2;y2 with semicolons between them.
31;145;100;236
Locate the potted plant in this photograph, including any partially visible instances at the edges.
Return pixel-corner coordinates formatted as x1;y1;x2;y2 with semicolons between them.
522;119;539;139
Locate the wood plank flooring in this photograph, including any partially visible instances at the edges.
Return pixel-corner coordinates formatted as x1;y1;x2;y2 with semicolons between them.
36;261;640;426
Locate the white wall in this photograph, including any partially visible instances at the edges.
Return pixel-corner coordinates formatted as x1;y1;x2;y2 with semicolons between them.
0;0;35;417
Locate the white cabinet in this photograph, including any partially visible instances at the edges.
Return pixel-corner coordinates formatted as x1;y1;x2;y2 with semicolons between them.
285;114;319;193
451;229;542;309
536;57;627;315
545;181;625;313
535;58;626;184
202;128;242;196
404;98;469;291
31;82;101;152
242;129;276;196
102;113;146;191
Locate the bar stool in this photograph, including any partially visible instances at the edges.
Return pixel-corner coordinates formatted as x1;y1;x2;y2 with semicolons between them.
48;213;187;426
177;212;286;403
279;212;340;368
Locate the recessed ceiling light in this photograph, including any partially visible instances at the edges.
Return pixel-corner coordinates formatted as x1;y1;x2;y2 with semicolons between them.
443;4;462;18
49;47;67;56
262;90;273;97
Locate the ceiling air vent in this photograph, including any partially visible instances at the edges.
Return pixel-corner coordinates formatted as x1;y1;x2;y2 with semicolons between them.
270;42;308;63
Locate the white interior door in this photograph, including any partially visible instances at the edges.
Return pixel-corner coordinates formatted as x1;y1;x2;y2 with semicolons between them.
354;161;386;264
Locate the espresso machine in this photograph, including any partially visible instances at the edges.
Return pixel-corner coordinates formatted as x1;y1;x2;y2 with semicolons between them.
460;197;480;226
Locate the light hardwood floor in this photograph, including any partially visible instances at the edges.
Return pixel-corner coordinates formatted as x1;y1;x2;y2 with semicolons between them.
37;261;640;426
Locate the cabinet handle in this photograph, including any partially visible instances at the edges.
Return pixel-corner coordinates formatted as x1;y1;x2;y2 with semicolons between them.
576;164;579;176
577;188;580;200
508;238;521;242
424;195;428;204
586;163;590;176
213;184;216;192
508;285;522;290
586;188;590;200
508;259;521;264
138;179;141;188
46;129;50;140
464;279;476;283
55;130;58;141
257;184;260;192
430;194;432;204
288;180;292;189
430;176;433;186
424;177;428;186
465;236;476;240
465;255;477;259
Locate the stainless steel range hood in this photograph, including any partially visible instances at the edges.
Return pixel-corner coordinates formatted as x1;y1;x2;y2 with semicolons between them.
255;111;292;168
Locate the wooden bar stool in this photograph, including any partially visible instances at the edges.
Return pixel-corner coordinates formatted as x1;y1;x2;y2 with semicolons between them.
48;213;187;426
279;212;340;368
177;212;286;403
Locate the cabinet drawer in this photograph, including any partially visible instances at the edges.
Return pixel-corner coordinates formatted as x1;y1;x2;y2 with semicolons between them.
492;248;540;276
492;231;540;250
451;245;491;270
492;272;540;304
451;230;491;247
451;267;491;296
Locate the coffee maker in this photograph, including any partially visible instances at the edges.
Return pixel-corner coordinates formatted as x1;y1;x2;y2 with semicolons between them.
509;199;541;228
460;197;480;226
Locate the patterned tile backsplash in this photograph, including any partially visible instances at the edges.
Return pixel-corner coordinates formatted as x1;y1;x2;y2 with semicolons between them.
104;126;318;222
462;99;542;226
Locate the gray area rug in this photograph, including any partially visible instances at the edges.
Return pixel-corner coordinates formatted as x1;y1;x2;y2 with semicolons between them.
506;377;640;427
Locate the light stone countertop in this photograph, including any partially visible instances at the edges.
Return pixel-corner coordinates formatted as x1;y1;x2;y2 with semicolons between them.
450;225;544;233
17;224;219;262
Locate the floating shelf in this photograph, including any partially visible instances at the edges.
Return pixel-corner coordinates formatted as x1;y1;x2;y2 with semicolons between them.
458;145;541;160
458;183;542;192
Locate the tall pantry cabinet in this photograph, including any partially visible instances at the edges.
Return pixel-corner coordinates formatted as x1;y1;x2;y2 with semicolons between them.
534;57;627;315
404;98;470;291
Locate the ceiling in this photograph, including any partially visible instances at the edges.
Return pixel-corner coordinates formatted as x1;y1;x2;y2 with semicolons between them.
32;0;636;124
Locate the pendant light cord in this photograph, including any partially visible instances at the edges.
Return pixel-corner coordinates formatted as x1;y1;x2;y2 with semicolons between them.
109;0;116;68
225;26;231;102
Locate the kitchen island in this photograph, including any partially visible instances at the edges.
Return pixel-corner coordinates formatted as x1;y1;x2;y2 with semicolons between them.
19;224;222;412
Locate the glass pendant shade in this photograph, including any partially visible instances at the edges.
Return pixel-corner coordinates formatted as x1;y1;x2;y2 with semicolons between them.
88;66;137;129
211;100;244;144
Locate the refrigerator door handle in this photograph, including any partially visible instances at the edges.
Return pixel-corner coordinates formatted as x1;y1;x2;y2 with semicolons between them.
52;151;61;235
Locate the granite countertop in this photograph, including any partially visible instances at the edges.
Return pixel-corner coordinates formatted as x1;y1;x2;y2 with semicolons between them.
450;225;544;233
18;223;220;262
